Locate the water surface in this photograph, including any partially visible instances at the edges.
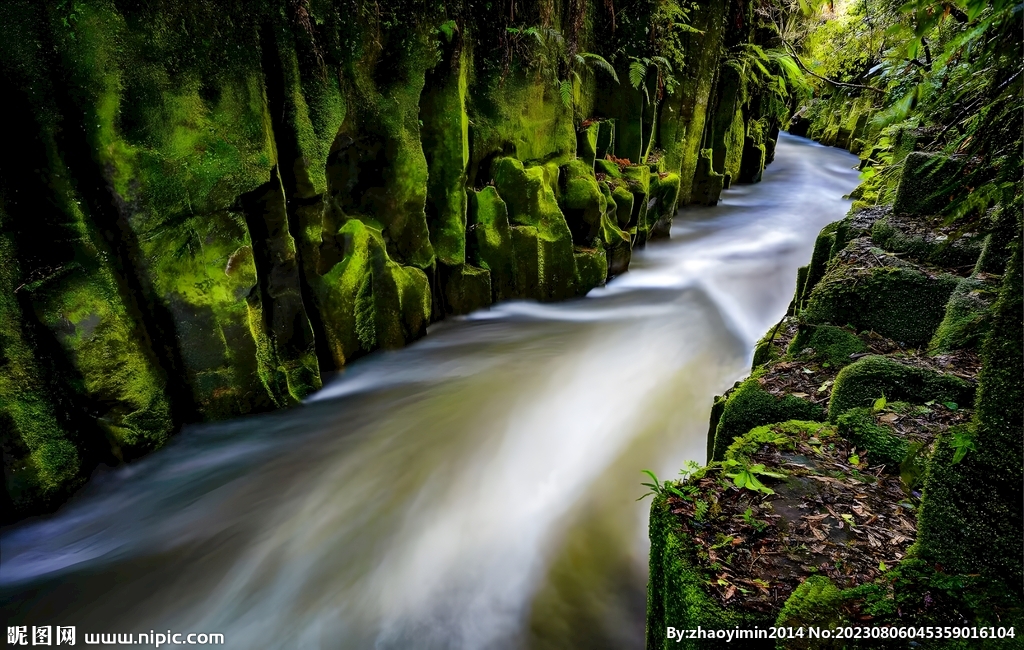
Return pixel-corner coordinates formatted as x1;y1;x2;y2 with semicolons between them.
1;134;860;649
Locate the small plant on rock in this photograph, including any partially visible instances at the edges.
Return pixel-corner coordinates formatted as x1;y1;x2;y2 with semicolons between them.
721;459;786;495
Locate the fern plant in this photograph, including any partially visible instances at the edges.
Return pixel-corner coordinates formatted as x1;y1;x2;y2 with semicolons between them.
506;26;618;121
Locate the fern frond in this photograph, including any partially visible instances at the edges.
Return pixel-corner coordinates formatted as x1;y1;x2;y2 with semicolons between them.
629;61;646;89
580;52;619;83
651;55;673;74
559;79;573;108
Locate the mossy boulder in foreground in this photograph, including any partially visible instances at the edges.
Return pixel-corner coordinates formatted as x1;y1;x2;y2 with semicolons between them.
827;355;974;421
803;261;960;347
710;375;824;461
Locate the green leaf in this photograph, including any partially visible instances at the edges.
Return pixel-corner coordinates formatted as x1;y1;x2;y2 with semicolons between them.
579;52;619;83
558;79;572;108
628;61;646;89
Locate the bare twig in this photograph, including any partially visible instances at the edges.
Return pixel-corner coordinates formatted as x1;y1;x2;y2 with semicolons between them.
782;42;885;94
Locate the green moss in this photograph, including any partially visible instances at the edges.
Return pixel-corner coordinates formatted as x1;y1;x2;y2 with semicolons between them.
799;222;840;308
40;268;174;455
803;263;960;346
706;394;727;462
691;148;724;206
646;495;773;649
834;407;907;468
725;420;834;462
467;187;517;302
711;375;825;461
658;0;728;204
721;110;746;186
596;120;616;160
0;230;83;515
492;157;578;300
241;172;322;404
648;172;681;239
928;275;996;353
851;559;1022;648
327;25;438;269
594;158;621;178
790;265;809;316
443;264;491;316
421;45;470;266
316;219;428;362
787;324;867;369
752;321;788;368
574;247;607;294
774;575;847;633
609;184;634;229
827;355;974;421
559;159;607;244
916;235;1023;589
892;152;964;217
597;182;632;276
621;164;651;237
576;122;600;169
870;216;983;268
510;226;542;299
468;68;576;175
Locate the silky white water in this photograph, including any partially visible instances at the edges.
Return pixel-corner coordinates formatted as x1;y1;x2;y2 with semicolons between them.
1;134;860;649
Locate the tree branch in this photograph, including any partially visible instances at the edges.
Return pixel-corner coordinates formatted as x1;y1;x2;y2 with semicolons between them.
783;42;885;94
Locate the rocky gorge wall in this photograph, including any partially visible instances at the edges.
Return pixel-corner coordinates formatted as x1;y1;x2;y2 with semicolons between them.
646;74;1022;647
0;0;788;518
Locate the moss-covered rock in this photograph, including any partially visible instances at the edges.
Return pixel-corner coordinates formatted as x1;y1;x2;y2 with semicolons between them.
646;494;773;649
711;375;825;461
827;355;974;421
928;275;997;353
916;234;1023;589
597;182;632;277
834;407;907;468
773;576;848;648
803;257;960;347
574;247;607;294
648;172;681;239
0;228;84;518
316;219;429;363
421;43;470;267
493;157;578;301
608;184;635;230
691;148;725;206
467;187;517;302
798;222;840;308
443;264;491;316
787;324;867;369
724;419;835;462
870;214;983;268
892;152;963;217
657;0;729;206
558;159;607;244
576;121;600;169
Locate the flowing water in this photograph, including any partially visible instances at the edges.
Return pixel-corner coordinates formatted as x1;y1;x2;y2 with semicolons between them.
1;134;860;649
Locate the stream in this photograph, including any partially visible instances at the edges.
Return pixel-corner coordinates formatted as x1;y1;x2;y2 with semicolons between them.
1;133;860;649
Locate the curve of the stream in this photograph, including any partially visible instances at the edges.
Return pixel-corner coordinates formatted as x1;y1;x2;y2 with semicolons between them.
1;133;860;649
